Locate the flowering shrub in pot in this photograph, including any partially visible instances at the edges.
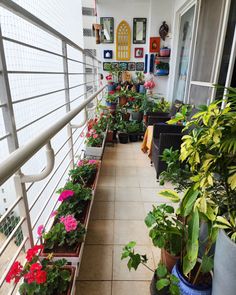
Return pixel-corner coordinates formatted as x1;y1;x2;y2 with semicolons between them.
6;245;74;295
56;182;92;222
106;74;115;91
40;215;85;257
144;77;155;95
105;91;118;107
69;159;98;188
85;129;105;159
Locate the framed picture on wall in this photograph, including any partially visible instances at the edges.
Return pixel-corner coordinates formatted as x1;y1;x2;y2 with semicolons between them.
100;17;114;43
135;62;144;71
119;62;128;71
133;18;147;44
134;48;144;58
149;37;160;53
128;62;136;71
103;62;112;71
104;50;113;59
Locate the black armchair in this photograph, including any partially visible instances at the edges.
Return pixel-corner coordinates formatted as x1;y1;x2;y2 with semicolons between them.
152;123;184;178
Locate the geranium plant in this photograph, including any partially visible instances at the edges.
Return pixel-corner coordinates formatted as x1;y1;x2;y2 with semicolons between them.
85;129;104;147
69;159;98;187
144;78;155;90
105;91;119;104
42;215;85;250
6;245;72;295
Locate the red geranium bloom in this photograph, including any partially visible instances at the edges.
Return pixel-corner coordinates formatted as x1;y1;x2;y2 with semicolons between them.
109;90;115;95
30;263;42;272
6;261;23;283
24;271;35;284
26;245;44;262
93;134;98;139
35;270;47;284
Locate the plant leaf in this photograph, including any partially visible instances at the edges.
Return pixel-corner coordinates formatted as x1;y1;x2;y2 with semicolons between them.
158;190;180;203
156;278;170;290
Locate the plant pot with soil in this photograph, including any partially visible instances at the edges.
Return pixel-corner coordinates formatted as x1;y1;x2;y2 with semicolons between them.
6;245;75;295
127;121;141;142
85;130;105;159
117;121;129;144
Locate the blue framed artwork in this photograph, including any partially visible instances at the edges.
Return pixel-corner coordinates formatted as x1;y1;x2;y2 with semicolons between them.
104;50;113;59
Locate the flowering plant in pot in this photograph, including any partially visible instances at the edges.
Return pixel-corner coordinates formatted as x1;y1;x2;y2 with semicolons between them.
40;215;85;256
105;91;119;107
144;77;155;95
130;93;144;122
69;159;98;188
56;182;92;221
6;245;74;295
85;130;104;147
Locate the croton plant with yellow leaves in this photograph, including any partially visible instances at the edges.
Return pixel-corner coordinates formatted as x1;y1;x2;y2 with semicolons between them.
160;94;236;277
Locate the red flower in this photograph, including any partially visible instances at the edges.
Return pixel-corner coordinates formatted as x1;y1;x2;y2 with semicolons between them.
93;134;98;139
26;245;44;262
106;74;112;81
35;270;47;284
116;85;121;91
109;90;115;95
24;272;35;284
30;263;42;272
86;132;91;138
128;97;135;102
6;261;23;283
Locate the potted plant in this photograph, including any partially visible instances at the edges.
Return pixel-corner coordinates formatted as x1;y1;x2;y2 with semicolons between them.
40;215;86;257
144;77;156;95
69;159;99;188
135;71;145;93
106;74;115;91
56;182;92;222
156;62;169;76
127;121;141;142
85;129;105;159
6;245;75;295
130;93;144;122
121;241;180;295
117;121;129;144
167;104;192;126
105;91;118;110
118;86;130;106
152;98;171;114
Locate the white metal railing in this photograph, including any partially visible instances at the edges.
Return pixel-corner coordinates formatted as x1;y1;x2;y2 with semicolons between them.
0;1;104;293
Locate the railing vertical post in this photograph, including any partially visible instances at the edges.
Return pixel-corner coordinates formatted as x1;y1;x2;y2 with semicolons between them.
0;23;34;249
62;41;74;169
83;53;88;100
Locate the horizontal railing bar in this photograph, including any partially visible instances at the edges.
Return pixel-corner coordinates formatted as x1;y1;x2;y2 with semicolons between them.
69;80;96;90
0;196;22;226
0;217;25;256
0;237;28;287
6;71;92;75
0;102;7;107
13;88;66;104
0;86;105;186
0;132;10;140
16;92;86;132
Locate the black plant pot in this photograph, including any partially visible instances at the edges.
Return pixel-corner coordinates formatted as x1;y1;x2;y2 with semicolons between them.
113;130;117;141
118;132;129;144
129;133;139;142
150;275;168;295
131;111;143;122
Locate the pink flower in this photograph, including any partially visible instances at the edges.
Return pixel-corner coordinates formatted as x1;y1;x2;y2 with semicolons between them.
106;74;112;81
50;210;58;218
58;190;74;202
93;134;98;139
86;132;91;138
77;160;84;166
60;215;78;232
37;225;44;237
80;131;85;138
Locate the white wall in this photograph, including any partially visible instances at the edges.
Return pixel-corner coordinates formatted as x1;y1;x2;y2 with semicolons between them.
97;0;175;99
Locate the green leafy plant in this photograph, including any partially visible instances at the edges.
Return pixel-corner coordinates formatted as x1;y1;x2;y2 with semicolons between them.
145;204;184;256
85;131;104;147
127;121;142;134
105;92;119;103
159;148;193;192
167;104;192;125
69;159;97;186
43;218;85;250
121;241;180;295
152;98;170;113
117;120;128;133
135;71;145;84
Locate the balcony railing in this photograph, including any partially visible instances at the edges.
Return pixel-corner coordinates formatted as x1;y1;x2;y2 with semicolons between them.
0;1;104;293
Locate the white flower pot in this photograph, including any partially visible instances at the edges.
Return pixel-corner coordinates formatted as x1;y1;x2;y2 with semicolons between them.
85;132;106;159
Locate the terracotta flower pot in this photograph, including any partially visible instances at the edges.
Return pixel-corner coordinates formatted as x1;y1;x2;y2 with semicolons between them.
106;130;114;142
119;96;128;106
161;248;180;272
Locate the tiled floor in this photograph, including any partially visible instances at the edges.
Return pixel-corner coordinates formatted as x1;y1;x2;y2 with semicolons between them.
76;142;171;295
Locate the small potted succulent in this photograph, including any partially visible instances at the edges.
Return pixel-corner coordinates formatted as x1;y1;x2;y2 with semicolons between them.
6;245;75;295
156;62;169;76
117;121;129;144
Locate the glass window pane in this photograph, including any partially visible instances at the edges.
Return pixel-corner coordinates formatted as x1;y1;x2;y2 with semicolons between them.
189;85;212;106
191;0;224;82
173;5;195;102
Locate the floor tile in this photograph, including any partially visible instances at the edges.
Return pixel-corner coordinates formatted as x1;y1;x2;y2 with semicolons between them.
115;187;142;202
113;245;154;280
100;166;116;176
97;175;116;187
95;187;115;202
76;281;112;295
116;166;137;176
141;188;169;202
112;281;151;295
115;202;145;220
91;202;114;220
138;176;160;188
78;245;113;280
116;175;139;188
114;220;150;245
136;166;156;177
86;220;114;244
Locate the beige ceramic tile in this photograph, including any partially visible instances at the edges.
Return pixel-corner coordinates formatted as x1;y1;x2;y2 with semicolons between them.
115;202;145;220
114;220;150;245
112;281;151;295
95;187;115;202
91;202;114;220
97;175;116;187
116;166;138;176
115;159;137;168
78;245;113;280
76;281;112;295
136;166;156;177
100;165;116;176
138;176;160;188
115;187;142;202
86;220;114;244
116;176;140;188
113;245;154;280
